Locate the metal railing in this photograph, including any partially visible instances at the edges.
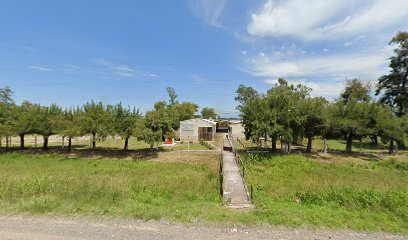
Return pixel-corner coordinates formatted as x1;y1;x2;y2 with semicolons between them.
226;130;252;202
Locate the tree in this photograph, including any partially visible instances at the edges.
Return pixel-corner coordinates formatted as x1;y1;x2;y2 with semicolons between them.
235;84;260;110
166;87;178;106
0;88;14;148
267;79;310;152
0;86;14;104
329;100;371;153
376;31;408;117
113;103;141;150
12;101;38;149
81;101;111;149
201;107;217;119
341;79;371;103
301;97;328;153
375;104;407;154
36;104;62;150
53;107;82;151
174;102;198;122
143;102;175;150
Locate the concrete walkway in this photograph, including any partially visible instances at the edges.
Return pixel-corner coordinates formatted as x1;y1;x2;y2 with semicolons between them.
222;151;253;208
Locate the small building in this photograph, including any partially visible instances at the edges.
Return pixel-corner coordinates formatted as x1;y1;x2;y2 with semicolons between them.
179;119;216;142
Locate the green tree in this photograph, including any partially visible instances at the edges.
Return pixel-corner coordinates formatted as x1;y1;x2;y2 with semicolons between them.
166;86;178;106
36;104;62;150
341;79;371;103
0;86;14;104
174;102;198;122
375;104;407;154
201;107;217;119
0;87;14;148
81;101;111;149
12;102;39;149
376;31;408;117
143;102;174;150
329;100;371;153
53;107;83;151
235;84;260;110
301;97;328;153
113;103;141;150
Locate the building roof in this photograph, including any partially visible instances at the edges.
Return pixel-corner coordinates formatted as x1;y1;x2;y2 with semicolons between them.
180;118;217;126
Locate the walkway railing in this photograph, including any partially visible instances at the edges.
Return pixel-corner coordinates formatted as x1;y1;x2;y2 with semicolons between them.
226;131;252;202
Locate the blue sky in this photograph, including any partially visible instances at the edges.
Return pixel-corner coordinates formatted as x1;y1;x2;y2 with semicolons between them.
1;0;407;116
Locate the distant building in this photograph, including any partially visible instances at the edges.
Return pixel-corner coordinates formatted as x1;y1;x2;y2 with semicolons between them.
179;119;216;142
229;120;245;138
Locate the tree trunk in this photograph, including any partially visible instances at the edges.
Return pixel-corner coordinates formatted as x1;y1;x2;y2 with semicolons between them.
323;138;328;153
359;137;363;153
61;136;65;150
20;134;25;149
346;132;353;153
150;143;154;151
6;136;9;149
0;136;2;148
280;136;283;152
124;138;129;151
68;137;72;151
306;136;313;153
92;133;96;149
264;133;268;149
271;137;277;153
43;136;49;150
388;138;394;154
287;141;291;153
34;136;37;148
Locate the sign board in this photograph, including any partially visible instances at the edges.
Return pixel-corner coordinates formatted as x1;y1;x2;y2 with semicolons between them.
181;123;195;131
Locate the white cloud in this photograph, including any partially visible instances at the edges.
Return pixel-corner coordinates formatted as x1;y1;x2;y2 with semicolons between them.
189;0;227;27
264;78;344;99
247;0;408;41
113;65;136;77
247;45;393;97
28;66;54;72
96;57;156;78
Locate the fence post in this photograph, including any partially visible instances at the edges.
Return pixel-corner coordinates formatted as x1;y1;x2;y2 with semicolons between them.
250;184;253;200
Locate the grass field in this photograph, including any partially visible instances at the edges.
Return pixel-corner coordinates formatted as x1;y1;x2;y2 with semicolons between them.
0;151;407;233
243;153;408;233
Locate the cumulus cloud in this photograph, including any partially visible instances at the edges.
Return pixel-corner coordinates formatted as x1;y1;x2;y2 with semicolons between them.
246;45;393;98
189;0;227;27
247;0;408;41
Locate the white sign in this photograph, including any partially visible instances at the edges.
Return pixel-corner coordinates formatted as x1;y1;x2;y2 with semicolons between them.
181;123;195;131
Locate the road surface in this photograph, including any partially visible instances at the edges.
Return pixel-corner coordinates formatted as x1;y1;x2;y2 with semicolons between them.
0;215;406;240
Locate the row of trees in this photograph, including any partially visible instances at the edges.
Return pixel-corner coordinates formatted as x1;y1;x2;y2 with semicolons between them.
0;87;216;151
237;32;408;154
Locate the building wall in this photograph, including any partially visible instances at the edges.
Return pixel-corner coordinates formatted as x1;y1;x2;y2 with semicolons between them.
230;123;245;139
179;119;216;142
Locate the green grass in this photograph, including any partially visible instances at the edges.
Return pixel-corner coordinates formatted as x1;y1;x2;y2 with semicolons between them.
0;152;222;221
0;152;407;233
243;153;408;233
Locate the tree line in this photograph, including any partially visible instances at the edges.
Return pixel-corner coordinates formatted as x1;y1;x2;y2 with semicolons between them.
236;32;408;154
0;87;217;151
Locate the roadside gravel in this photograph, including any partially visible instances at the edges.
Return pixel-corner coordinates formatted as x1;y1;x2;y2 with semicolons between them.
0;214;406;240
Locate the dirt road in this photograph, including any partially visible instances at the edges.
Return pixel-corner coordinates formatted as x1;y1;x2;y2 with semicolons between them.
0;215;406;240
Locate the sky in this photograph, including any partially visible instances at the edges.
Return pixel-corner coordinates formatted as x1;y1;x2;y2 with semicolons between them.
0;0;407;117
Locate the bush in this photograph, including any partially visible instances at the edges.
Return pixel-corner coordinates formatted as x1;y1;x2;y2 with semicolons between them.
199;138;213;150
